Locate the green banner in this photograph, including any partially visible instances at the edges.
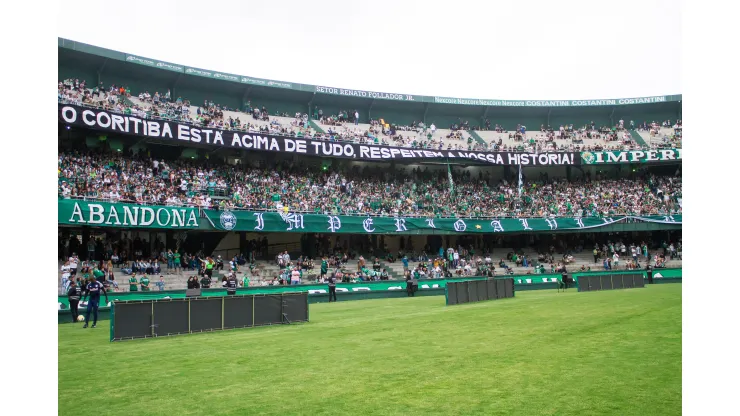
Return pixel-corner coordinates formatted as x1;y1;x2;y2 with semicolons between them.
581;149;682;164
58;200;199;229
125;54;183;73
58;270;683;308
652;269;682;279
242;77;294;89
184;67;214;78
428;96;677;107
205;210;682;234
212;72;241;82
571;268;682;282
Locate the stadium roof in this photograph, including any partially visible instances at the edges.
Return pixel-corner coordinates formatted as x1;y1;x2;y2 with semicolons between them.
59;38;681;109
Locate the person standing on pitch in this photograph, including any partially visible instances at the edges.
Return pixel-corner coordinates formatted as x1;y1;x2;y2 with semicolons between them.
67;280;82;323
81;277;108;328
327;273;337;302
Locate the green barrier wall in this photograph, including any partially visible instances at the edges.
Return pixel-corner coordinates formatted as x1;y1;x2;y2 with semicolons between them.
58;274;572;308
59;278;482;307
58;270;682;323
572;267;682;282
651;268;682;279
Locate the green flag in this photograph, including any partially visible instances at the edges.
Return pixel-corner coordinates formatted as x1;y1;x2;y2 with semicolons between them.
447;162;454;195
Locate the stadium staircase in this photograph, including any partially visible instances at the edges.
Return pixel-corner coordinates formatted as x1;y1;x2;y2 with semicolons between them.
120;94;136;108
378;261;404;279
467;130;488;146
631;129;649;147
309;119;325;134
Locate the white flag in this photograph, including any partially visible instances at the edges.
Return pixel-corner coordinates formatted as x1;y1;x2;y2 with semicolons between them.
518;165;523;197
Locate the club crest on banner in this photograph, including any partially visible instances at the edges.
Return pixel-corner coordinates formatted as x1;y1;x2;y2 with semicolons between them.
220;211;237;230
453;219;467;232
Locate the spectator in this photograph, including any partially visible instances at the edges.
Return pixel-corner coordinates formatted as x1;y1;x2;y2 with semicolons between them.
140;275;150;291
187;276;200;289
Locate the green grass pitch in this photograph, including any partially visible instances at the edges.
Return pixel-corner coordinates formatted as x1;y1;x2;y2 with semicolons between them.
58;284;681;416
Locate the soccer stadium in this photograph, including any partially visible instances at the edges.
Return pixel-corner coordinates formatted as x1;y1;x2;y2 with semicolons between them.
57;21;682;415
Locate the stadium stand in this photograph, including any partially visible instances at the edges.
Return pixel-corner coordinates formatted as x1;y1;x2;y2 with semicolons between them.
57;45;682;298
59;80;681;151
58;149;682;217
58;239;682;293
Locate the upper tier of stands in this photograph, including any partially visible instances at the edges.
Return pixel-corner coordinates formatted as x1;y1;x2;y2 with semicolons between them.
59;79;681;151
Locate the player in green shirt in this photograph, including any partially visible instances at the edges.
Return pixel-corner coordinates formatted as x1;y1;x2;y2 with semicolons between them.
129;274;138;292
140;275;150;291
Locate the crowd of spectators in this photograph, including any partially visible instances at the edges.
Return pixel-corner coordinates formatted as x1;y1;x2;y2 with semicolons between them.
59;148;682;218
60;226;681;294
640;119;682;148
265;233;681;285
59;80;680;153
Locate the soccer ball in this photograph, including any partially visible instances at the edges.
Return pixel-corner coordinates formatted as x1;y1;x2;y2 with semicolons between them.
77;315;85;322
